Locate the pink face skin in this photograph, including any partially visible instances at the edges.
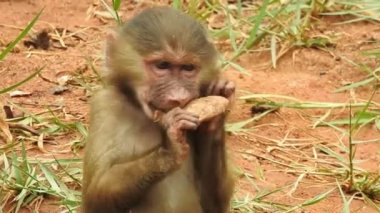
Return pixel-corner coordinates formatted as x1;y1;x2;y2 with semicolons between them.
135;54;201;120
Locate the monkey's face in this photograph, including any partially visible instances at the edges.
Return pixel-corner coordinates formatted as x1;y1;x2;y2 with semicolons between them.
107;7;220;118
137;56;201;114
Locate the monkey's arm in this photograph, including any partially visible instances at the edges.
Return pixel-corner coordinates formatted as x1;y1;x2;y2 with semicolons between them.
83;147;176;212
82;89;178;212
192;117;234;213
193;80;235;213
83;89;196;212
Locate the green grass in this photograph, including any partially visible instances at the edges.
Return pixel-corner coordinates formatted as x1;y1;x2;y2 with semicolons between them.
1;0;380;212
0;9;43;61
0;144;82;212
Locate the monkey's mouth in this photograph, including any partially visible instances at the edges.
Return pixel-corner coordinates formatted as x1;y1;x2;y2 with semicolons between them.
148;102;170;114
148;102;170;122
147;96;198;114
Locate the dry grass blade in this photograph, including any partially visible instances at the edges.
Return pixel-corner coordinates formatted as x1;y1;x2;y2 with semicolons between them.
0;117;13;142
2;0;380;212
0;67;44;94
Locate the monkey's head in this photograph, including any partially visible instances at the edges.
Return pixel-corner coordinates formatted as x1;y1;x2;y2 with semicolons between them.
106;7;220;117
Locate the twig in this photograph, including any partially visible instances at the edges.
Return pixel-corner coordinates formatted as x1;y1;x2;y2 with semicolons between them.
0;23;24;30
8;123;39;135
38;73;59;85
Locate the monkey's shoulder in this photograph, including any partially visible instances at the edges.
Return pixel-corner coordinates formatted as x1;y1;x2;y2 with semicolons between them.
88;87;162;160
91;87;130;111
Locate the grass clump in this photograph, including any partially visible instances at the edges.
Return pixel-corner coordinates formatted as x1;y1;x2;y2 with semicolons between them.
1;0;380;212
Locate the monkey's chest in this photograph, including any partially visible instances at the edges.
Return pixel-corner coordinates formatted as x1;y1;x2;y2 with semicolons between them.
132;158;202;213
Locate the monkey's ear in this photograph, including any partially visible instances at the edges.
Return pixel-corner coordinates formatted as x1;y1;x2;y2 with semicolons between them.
105;30;119;60
105;30;119;71
106;30;119;51
107;30;118;43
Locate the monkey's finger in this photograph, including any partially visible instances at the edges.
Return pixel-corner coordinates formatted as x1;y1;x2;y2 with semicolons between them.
206;81;217;96
169;107;198;119
206;115;223;132
178;120;199;130
164;107;184;121
167;107;183;115
174;114;200;126
212;80;228;96
172;109;199;121
224;81;235;98
160;107;183;128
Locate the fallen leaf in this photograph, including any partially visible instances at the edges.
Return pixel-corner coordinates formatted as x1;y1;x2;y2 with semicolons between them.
37;133;47;153
57;75;71;86
9;90;32;97
0;116;12;142
52;85;69;95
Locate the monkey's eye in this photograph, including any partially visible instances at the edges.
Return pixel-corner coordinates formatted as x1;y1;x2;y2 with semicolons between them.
155;61;172;70
181;64;196;72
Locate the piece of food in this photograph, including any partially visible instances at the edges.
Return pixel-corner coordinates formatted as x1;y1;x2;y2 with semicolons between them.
184;96;229;122
152;96;230;123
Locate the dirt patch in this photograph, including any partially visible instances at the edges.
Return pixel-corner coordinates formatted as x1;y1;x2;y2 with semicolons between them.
1;1;379;212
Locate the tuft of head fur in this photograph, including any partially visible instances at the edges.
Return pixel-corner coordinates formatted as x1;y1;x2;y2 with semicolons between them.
106;6;220;87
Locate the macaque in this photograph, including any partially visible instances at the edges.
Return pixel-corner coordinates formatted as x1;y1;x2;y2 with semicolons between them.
82;6;235;213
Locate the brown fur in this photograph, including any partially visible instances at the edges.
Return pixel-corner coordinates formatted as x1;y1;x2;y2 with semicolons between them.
82;7;235;213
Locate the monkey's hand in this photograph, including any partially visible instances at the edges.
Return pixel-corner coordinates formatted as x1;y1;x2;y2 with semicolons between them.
160;107;200;164
201;80;235;132
206;79;235;100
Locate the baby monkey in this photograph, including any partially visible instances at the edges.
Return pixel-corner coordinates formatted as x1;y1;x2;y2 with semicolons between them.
82;6;235;213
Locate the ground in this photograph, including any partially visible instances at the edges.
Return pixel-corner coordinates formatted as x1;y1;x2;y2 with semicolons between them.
0;0;379;212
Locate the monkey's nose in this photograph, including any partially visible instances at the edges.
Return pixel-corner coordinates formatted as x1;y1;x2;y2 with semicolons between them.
165;87;193;109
